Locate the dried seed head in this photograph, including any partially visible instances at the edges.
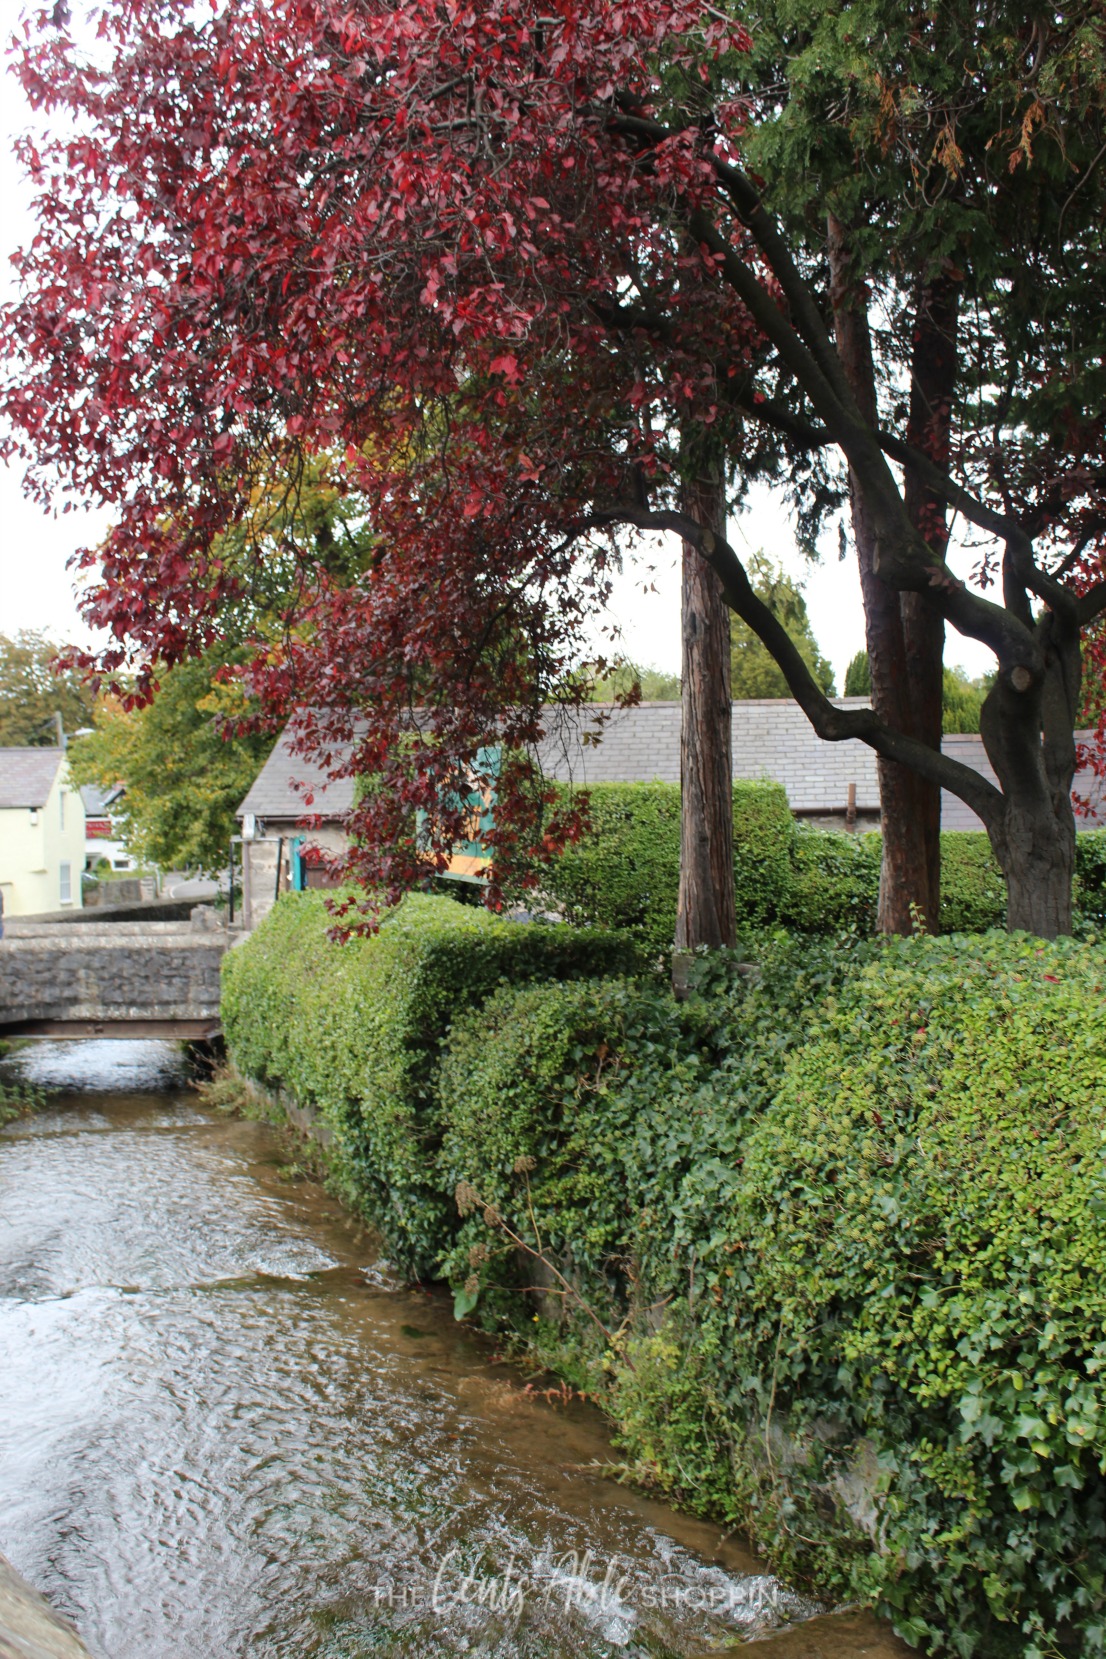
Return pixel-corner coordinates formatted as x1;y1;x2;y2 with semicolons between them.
455;1180;479;1217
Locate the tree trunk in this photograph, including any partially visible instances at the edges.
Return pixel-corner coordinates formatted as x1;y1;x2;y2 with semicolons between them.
998;801;1075;937
981;625;1080;939
900;274;960;933
675;467;736;965
827;218;947;934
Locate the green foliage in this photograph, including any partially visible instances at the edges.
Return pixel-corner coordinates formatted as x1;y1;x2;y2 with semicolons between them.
437;933;1106;1656
224;884;1106;1653
527;781;796;953
779;825;879;933
0;1074;47;1125
588;660;681;701
526;780;1089;940
220;890;642;1277
729;553;836;699
1076;831;1106;927
942;666;991;735
939;831;1006;931
69;649;273;873
844;649;871;697
721;934;1106;1655
437;974;731;1327
0;630;97;746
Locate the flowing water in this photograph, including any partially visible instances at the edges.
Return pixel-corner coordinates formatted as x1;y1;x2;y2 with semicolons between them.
0;1041;897;1659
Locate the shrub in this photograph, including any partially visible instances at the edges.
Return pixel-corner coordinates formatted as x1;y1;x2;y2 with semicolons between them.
1077;830;1106;926
223;882;1106;1653
709;933;1106;1655
938;831;1007;932
777;829;1010;936
518;780;796;952
437;972;741;1324
519;779;1073;941
221;890;641;1275
777;825;879;932
439;931;1106;1656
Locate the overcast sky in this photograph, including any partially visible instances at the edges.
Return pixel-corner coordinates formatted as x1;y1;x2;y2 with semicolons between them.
0;25;992;690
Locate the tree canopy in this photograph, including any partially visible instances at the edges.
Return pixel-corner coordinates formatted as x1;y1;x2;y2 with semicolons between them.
729;554;834;700
68;651;273;873
589;661;682;702
4;0;1106;933
0;630;97;747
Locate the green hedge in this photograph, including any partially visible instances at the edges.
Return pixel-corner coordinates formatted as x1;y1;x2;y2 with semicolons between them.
436;971;747;1324
223;887;1106;1654
522;780;794;953
220;891;642;1276
778;824;879;932
719;934;1106;1655
439;934;1106;1657
525;781;1106;938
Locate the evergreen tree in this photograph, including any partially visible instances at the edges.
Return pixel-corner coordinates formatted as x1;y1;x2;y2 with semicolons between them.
730;556;835;700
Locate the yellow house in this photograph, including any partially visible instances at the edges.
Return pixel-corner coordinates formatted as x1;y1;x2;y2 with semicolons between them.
0;748;87;918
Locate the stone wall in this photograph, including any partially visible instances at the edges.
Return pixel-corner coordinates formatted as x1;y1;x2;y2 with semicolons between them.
0;1551;98;1659
0;919;229;1029
242;824;349;930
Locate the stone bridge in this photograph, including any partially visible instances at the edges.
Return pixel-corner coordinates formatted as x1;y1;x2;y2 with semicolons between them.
0;913;232;1040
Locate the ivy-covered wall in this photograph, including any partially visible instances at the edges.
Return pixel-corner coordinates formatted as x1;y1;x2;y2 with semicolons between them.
223;894;1106;1656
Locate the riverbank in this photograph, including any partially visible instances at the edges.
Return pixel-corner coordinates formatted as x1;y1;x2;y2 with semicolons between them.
1;1038;863;1658
0;1550;98;1659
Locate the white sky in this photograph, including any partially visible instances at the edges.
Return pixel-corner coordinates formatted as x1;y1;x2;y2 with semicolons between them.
0;30;993;690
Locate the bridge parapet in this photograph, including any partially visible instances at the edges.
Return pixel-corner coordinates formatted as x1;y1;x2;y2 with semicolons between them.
0;921;232;1038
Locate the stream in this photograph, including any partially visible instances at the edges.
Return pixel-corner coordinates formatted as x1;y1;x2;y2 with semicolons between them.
0;1040;893;1659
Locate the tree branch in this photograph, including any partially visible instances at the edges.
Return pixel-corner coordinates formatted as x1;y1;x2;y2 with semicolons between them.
584;505;1007;826
605;106;1046;675
1078;579;1106;626
609;107;859;413
877;432;1078;619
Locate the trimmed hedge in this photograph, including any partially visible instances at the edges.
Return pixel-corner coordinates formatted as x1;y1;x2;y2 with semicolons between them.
223;886;1106;1655
438;934;1106;1657
718;934;1106;1655
780;824;879;932
220;890;642;1276
522;780;794;953
523;780;1106;937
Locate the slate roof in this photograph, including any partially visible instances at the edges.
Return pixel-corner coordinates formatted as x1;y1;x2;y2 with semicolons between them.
939;733;1106;831
0;748;65;810
79;781;126;817
538;697;883;811
237;702;1106;830
237;726;357;822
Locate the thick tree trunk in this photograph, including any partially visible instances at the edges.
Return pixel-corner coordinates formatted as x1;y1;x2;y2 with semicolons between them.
981;627;1080;938
900;275;960;932
828;219;948;934
998;802;1075;937
675;469;736;962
